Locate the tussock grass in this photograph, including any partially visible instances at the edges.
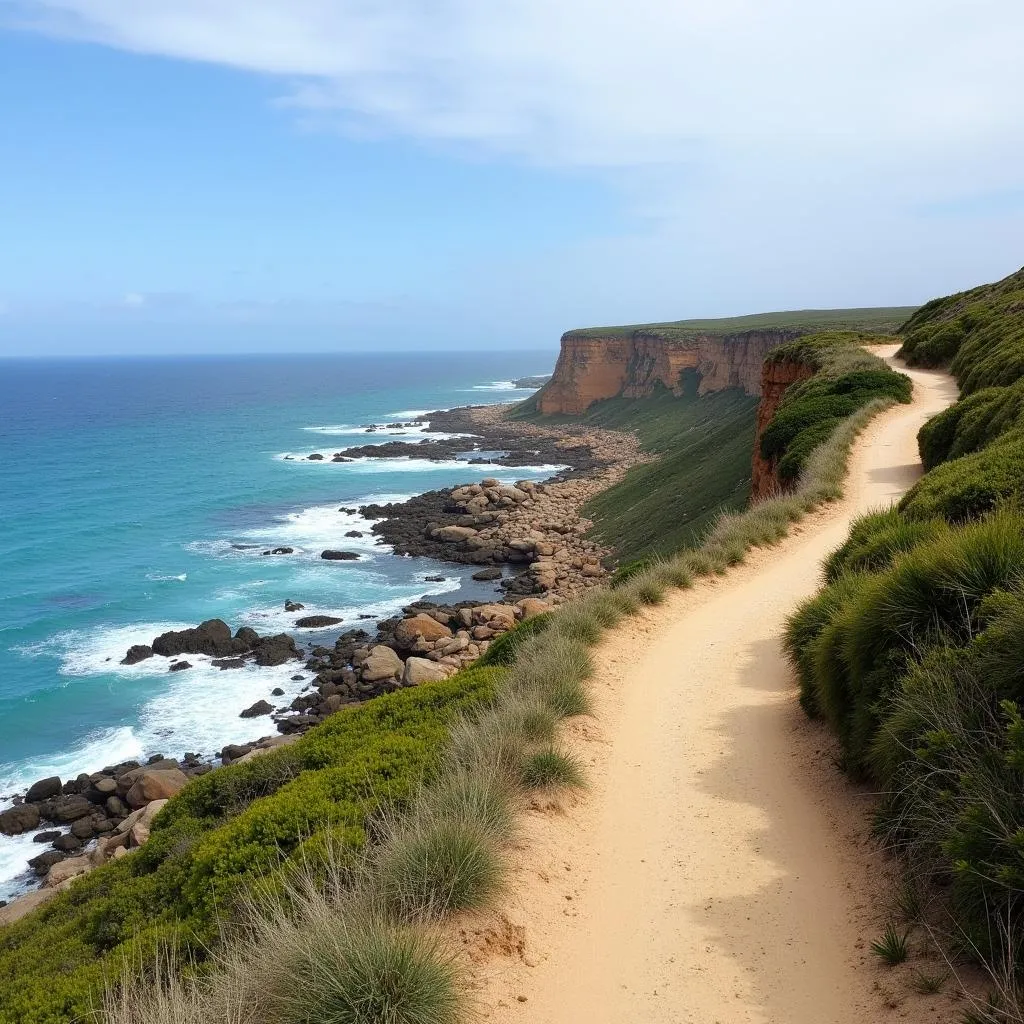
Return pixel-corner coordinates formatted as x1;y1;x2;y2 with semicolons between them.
871;923;911;965
520;748;586;790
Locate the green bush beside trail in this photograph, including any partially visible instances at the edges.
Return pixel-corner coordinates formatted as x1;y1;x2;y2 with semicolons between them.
0;666;502;1024
787;265;1024;986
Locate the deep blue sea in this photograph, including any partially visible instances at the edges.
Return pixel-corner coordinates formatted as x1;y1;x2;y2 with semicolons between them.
0;351;554;898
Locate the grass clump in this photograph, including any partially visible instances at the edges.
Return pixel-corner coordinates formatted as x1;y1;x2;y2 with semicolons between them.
520;747;586;790
475;613;553;667
871;923;911;966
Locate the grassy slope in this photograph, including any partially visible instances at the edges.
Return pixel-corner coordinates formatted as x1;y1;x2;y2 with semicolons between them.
516;385;759;563
565;306;918;340
785;265;1024;991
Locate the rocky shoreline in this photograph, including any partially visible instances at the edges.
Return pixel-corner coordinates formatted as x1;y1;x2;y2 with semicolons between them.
0;401;646;915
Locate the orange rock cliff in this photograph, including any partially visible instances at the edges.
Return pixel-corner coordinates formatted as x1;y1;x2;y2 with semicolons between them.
749;357;816;500
535;329;803;416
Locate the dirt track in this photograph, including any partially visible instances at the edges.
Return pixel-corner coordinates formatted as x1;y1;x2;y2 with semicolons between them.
461;349;963;1023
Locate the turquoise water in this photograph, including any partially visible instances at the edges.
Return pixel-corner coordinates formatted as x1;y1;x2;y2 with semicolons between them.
0;351;553;898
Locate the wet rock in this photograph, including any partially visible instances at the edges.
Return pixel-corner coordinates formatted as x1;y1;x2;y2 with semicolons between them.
169;661;192;672
153;618;235;658
70;817;97;840
284;600;305;612
472;567;503;581
253;634;300;667
53;833;83;852
33;830;61;844
344;530;363;538
272;686;286;695
26;776;62;802
295;615;344;628
321;550;360;560
240;700;274;719
29;850;65;876
262;546;294;555
211;657;246;670
0;805;41;835
121;645;154;665
50;795;94;823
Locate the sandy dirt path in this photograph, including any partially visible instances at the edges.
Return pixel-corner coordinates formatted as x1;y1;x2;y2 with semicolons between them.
460;350;961;1023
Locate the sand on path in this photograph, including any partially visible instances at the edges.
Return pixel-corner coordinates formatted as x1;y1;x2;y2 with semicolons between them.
460;349;961;1023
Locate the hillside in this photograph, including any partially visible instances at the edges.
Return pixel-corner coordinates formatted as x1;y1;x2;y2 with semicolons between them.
786;265;1024;1009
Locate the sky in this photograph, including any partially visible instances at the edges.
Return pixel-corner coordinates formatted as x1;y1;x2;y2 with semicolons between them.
1;0;1023;356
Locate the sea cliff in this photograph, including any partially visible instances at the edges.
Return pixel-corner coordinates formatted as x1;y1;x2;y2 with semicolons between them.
536;329;802;414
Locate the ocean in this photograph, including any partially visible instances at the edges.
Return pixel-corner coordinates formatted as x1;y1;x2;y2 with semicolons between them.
0;350;554;900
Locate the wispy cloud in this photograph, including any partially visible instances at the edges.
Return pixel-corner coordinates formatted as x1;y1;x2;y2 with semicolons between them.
4;1;1024;316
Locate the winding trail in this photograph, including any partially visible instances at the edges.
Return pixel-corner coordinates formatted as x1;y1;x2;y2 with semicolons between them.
460;350;960;1023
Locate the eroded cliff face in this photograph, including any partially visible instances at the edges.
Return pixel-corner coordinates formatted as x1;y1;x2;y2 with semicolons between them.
536;329;802;416
749;358;816;500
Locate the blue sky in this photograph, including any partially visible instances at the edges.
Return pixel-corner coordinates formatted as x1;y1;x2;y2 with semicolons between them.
1;1;1023;356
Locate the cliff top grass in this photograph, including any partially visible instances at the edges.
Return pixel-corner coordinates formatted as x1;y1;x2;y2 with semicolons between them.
564;306;918;342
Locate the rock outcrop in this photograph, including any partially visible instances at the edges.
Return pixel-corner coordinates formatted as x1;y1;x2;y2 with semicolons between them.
536;329;802;415
750;357;817;500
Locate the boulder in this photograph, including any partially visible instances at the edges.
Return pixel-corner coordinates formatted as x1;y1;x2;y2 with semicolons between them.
402;657;451;685
0;804;41;836
124;769;188;809
472;567;503;581
235;626;261;648
433;525;478;543
284;600;305;611
127;799;169;847
26;776;62;802
516;598;552;620
152;618;235;658
70;817;97;840
321;550;360;560
393;614;453;650
169;661;192;672
253;633;300;666
29;850;65;876
359;645;404;683
50;795;94;823
121;644;154;665
473;603;517;629
0;888;57;926
53;833;83;852
240;699;273;719
33;830;61;844
45;855;92;888
294;615;344;628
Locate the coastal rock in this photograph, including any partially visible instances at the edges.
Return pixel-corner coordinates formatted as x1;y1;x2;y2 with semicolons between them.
359;645;403;683
321;550;360;560
124;768;188;809
26;776;62;802
49;795;94;823
169;661;192;672
344;530;363;537
263;547;294;555
121;644;154;665
294;615;343;628
253;633;300;666
402;657;451;685
284;600;304;611
127;799;169;847
0;804;41;836
393;614;453;650
433;525;478;543
45;855;93;888
472;566;503;581
152;618;236;658
0;888;58;926
33;830;61;844
53;834;83;852
240;699;274;719
516;598;552;619
29;850;65;876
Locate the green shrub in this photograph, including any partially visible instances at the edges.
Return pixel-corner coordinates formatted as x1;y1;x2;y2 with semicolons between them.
758;335;912;487
0;667;502;1024
918;380;1024;469
822;507;949;582
610;558;653;588
901;432;1024;523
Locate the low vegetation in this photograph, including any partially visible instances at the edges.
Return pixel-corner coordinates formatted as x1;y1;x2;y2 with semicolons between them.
785;266;1024;1009
758;331;912;485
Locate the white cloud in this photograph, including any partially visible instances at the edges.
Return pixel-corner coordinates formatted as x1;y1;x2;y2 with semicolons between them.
5;0;1024;315
10;0;1023;168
